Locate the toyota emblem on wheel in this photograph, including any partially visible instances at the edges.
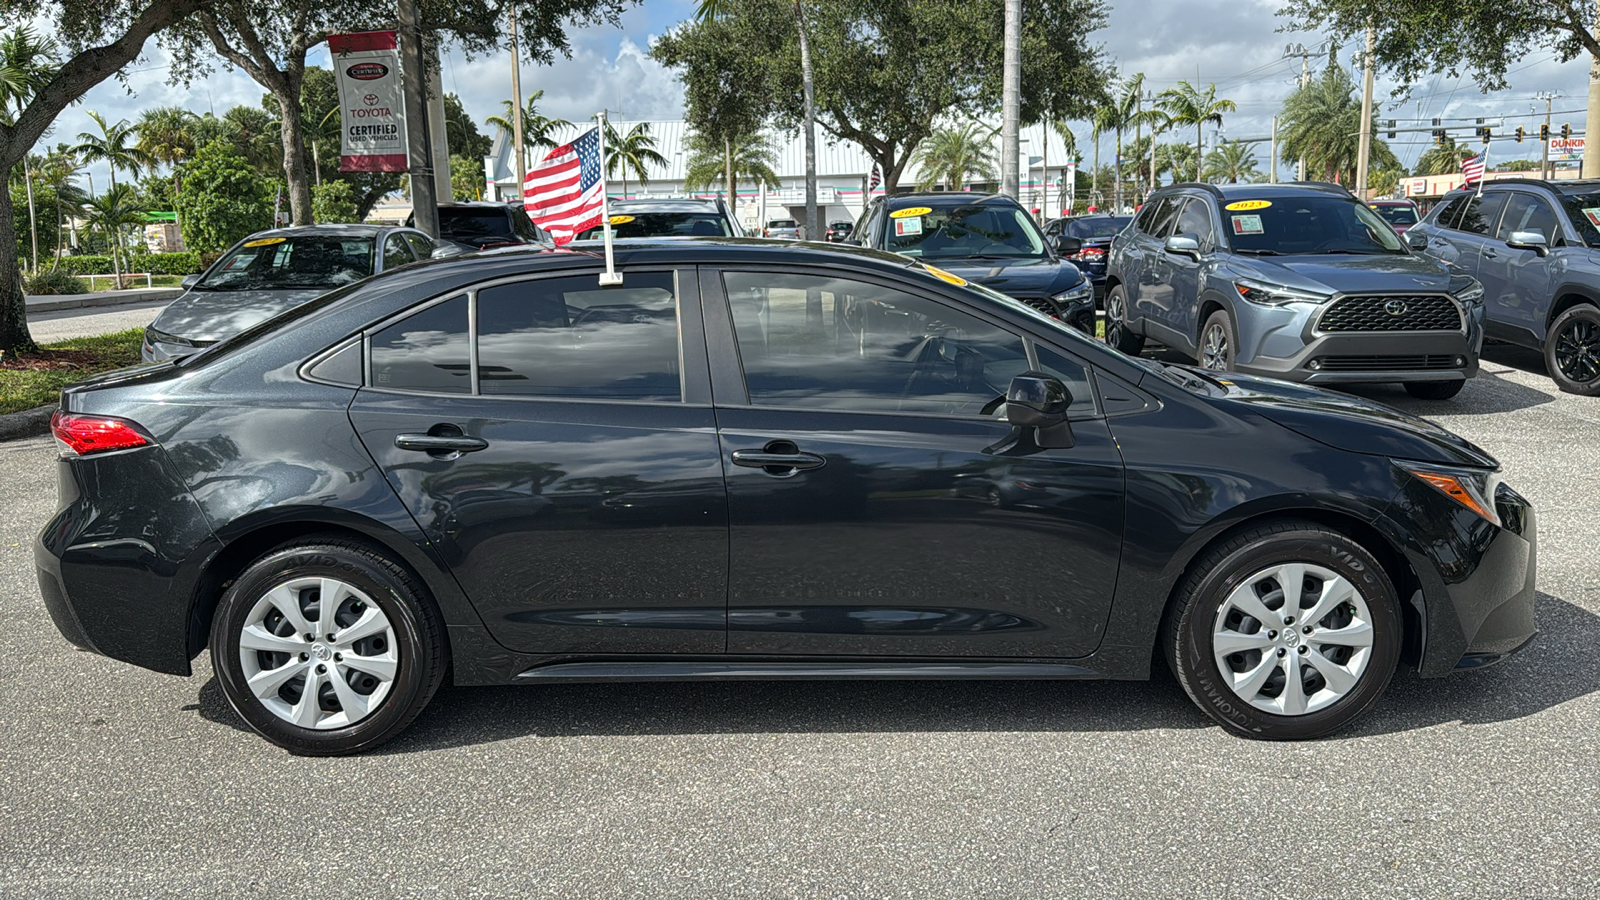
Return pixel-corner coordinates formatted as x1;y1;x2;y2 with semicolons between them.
1385;298;1409;316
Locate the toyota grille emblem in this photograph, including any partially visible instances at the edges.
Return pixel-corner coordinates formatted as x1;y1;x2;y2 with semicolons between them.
1384;298;1409;316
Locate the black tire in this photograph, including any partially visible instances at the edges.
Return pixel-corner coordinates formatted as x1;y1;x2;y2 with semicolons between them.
210;537;448;755
1198;309;1236;372
1161;520;1402;740
1404;379;1466;400
1544;304;1600;396
1104;284;1145;355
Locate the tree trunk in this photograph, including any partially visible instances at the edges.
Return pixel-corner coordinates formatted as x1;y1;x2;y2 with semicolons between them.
272;79;313;226
1092;138;1099;206
725;135;736;219
796;2;818;241
1113;127;1123;212
1196;124;1204;182
0;183;38;354
24;164;39;273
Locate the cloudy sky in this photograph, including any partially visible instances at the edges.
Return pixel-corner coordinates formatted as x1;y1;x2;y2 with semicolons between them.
45;0;1593;191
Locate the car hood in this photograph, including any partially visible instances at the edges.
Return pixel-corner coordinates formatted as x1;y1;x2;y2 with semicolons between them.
934;256;1085;296
148;287;332;342
1239;252;1456;295
1205;369;1497;468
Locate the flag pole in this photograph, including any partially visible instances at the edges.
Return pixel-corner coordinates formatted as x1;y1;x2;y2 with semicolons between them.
1476;142;1490;198
596;111;623;285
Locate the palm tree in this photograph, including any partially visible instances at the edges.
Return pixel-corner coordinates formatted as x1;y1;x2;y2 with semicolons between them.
219;106;280;173
909;122;998;190
486;92;573;154
82;184;145;287
1278;63;1399;185
73;110;154;196
1156;81;1237;182
136;105;197;231
603;122;669;198
0;25;60;272
1096;76;1144;210
682;129;779;196
1155;142;1198;185
37;149;87;265
1203;141;1259;183
1415;138;1477;177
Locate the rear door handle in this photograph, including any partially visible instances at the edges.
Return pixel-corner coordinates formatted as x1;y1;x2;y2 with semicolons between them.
731;448;826;476
396;435;489;452
1482;249;1498;259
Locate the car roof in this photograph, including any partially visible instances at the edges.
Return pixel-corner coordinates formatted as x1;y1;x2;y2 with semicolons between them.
884;192;1022;209
243;224;393;239
1157;182;1356;204
610;199;723;213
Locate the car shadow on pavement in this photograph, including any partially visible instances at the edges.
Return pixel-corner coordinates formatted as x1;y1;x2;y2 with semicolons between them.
190;593;1594;752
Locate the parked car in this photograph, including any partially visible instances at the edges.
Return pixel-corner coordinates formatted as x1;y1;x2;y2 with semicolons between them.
418;201;548;254
141;225;435;362
1044;213;1133;303
1404;178;1600;395
38;239;1535;754
825;220;855;242
852;192;1095;332
1105;182;1485;399
764;218;802;239
1369;199;1421;235
571;198;742;240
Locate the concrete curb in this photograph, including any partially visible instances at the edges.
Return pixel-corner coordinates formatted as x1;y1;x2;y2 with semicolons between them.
0;404;55;443
26;288;182;313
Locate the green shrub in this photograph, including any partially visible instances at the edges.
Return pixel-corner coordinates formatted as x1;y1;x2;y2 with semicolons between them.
23;269;89;295
53;254;114;276
51;250;203;276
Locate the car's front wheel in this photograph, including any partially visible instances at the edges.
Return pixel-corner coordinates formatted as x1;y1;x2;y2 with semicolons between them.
1545;304;1600;396
1404;379;1466;400
1162;521;1402;740
1104;285;1145;355
210;537;447;755
1199;310;1236;372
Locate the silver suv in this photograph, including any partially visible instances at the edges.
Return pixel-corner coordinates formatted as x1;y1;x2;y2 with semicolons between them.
1105;182;1486;399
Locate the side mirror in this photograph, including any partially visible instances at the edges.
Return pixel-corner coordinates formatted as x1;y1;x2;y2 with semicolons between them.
180;274;200;289
1406;231;1429;251
1506;229;1550;257
986;372;1075;453
1051;235;1082;255
1164;233;1202;259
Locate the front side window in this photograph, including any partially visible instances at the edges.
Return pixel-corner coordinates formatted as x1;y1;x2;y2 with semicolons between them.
1173;199;1215;248
1145;197;1182;239
724;272;1030;417
476;272;681;401
382;234;414;270
1496;193;1562;244
198;235;374;291
883;204;1047;260
369;295;470;393
1455;191;1511;236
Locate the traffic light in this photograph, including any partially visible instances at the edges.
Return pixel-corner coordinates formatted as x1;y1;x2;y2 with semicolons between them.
1516;127;1525;143
1435;130;1447;147
1481;126;1492;145
1541;123;1551;141
1562;123;1572;140
1386;120;1396;139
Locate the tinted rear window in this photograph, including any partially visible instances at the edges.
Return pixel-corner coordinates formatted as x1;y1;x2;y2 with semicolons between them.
438;209;513;239
1064;217;1131;238
574;213;731;240
1371;205;1418;226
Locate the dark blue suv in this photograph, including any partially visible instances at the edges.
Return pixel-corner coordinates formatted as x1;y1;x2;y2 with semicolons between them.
1406;178;1600;395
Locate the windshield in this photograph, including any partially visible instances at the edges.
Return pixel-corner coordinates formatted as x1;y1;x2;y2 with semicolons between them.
887;204;1048;259
1558;192;1600;247
1371;204;1418;226
574;212;732;240
197;235;374;291
1223;195;1407;255
1064;216;1132;239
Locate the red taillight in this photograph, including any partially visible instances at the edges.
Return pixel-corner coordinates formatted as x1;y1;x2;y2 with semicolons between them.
50;410;151;457
1072;247;1107;259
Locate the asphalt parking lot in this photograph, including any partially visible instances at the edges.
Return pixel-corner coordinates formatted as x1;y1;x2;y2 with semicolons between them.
1;344;1596;898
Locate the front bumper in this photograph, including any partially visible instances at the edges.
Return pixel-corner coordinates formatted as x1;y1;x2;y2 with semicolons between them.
1377;474;1537;677
1240;328;1480;384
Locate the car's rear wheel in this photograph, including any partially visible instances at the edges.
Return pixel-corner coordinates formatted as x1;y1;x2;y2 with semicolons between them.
1104;285;1145;355
210;538;447;755
1545;304;1600;396
1199;310;1235;372
1404;379;1466;400
1162;521;1402;740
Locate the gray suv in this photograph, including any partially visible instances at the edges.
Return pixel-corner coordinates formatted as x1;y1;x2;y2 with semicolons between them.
1406;178;1600;395
1105;182;1486;399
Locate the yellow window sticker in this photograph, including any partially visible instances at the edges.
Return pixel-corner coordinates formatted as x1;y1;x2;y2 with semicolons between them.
922;263;967;286
609;214;635;224
243;236;287;247
1224;200;1272;211
890;206;932;218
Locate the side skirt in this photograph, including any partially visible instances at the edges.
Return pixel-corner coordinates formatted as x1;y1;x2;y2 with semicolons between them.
513;660;1101;684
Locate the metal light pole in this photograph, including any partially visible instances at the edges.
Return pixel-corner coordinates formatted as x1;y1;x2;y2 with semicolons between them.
509;6;526;201
1538;91;1558;179
1355;24;1376;199
1000;0;1021;200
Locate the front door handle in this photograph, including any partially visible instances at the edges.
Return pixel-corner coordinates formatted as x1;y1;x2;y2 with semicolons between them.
731;442;827;477
396;434;489;453
1482;249;1498;259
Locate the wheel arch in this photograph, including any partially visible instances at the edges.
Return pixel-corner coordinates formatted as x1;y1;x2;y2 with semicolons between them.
1546;287;1599;333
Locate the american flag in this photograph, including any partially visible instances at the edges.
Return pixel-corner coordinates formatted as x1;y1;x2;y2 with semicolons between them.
1461;149;1488;186
524;126;604;245
868;163;881;192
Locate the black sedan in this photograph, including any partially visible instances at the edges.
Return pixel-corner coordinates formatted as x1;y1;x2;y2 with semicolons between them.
1043;214;1132;303
37;239;1537;754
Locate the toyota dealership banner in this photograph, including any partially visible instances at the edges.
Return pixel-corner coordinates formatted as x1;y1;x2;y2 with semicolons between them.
328;31;408;172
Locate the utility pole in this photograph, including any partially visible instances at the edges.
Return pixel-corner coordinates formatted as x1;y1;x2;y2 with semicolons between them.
1355;23;1376;199
427;50;452;203
1285;43;1316;181
1586;0;1600;178
1270;116;1278;183
398;0;438;236
1001;0;1021;200
1537;91;1558;179
508;6;526;203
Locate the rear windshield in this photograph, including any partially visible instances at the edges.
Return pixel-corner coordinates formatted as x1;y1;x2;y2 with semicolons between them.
438;208;513;239
1064;217;1132;239
197;235;373;291
1221;195;1407;255
768;219;798;228
574;212;732;240
1371;204;1418;226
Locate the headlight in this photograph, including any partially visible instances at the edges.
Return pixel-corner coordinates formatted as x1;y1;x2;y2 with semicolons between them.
1052;281;1094;305
1395;460;1503;526
1453;280;1485;304
1233;277;1330;306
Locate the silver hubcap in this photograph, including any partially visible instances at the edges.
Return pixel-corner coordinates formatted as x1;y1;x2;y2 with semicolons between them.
1201;323;1230;370
238;577;398;730
1211;562;1375;717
